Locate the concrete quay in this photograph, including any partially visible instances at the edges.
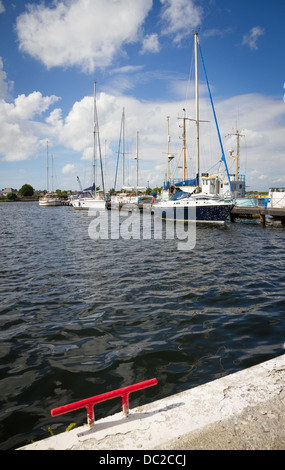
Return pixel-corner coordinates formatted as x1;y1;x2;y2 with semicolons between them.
19;354;285;450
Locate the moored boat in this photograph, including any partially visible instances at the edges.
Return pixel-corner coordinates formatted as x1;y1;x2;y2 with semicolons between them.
71;82;105;211
39;193;62;206
153;32;234;224
39;142;62;207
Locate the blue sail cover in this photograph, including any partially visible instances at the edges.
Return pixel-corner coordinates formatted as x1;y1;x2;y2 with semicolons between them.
171;191;192;201
164;176;198;190
84;184;95;191
175;176;198;187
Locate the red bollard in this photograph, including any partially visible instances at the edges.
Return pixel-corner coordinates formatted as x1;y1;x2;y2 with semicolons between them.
51;378;157;426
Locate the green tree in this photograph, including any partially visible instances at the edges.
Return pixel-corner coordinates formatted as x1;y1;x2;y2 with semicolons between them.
19;184;34;197
5;192;17;201
56;189;68;199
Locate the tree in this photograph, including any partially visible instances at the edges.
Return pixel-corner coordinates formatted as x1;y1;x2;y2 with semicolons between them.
19;184;34;197
5;192;17;201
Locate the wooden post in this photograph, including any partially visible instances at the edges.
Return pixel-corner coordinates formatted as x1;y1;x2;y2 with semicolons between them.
260;213;266;225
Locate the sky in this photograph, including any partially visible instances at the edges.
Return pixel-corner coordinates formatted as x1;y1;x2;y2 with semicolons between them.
0;0;284;193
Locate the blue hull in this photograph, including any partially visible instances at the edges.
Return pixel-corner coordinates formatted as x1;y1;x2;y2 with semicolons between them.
157;204;234;223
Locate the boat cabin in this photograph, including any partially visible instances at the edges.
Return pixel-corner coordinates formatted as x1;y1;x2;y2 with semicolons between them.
200;173;245;199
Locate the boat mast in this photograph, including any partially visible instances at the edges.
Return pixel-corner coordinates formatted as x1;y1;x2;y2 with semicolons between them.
194;32;199;186
182;110;187;181
51;154;54;193
167;116;170;183
135;131;139;196
232;130;244;181
122;107;125;187
93;81;97;197
46;140;49;193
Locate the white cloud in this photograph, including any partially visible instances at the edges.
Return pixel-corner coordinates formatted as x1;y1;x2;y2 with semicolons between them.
50;96;96;152
140;34;160;54
160;0;203;43
242;26;264;50
0;1;5;14
62;163;76;174
203;28;233;39
11;92;60;120
112;65;145;75
16;0;153;72
0;90;60;162
216;94;285;190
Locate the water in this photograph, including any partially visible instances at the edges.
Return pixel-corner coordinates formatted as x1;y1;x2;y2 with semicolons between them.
0;202;284;450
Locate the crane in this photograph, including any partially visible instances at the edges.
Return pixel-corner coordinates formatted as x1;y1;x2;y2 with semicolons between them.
77;176;83;191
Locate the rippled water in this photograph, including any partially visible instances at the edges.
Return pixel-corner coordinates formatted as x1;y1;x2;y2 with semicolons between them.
0;202;284;449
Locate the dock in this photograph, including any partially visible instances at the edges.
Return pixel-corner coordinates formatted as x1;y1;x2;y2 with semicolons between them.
18;354;285;450
230;206;285;225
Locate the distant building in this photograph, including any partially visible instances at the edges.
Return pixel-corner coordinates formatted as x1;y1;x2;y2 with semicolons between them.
0;188;18;197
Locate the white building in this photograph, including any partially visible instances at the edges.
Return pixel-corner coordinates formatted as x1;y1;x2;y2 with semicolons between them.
268;188;285;208
0;187;17;197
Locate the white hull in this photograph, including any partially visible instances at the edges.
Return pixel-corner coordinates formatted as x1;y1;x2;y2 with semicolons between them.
39;195;62;206
111;195;139;205
72;197;106;210
39;201;62;206
109;194;139;211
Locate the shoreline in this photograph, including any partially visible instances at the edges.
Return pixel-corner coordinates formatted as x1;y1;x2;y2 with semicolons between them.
18;354;285;450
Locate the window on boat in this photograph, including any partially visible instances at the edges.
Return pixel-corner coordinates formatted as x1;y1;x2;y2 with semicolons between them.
171;191;191;201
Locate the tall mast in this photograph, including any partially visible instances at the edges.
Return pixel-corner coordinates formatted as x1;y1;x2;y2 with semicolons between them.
46;140;49;193
93;81;97;196
194;32;199;185
228;129;244;180
122;107;125;187
178;109;190;182
182;110;187;181
167;116;170;183
136;131;139;195
236;130;240;180
51;154;54;193
166;116;175;192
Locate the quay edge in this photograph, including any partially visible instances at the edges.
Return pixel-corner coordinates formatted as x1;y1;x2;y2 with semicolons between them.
18;354;285;450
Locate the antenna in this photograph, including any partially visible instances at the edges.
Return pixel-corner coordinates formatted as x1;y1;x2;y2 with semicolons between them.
226;129;244;181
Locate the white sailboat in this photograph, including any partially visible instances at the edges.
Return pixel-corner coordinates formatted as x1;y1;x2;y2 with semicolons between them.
72;82;106;210
110;110;146;210
153;32;234;223
39;142;62;207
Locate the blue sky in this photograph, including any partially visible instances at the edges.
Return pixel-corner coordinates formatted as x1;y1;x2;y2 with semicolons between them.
0;0;284;192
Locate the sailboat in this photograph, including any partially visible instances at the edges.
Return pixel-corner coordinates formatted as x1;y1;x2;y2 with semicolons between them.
39;142;62;207
72;82;106;210
110;110;147;210
153;32;235;223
